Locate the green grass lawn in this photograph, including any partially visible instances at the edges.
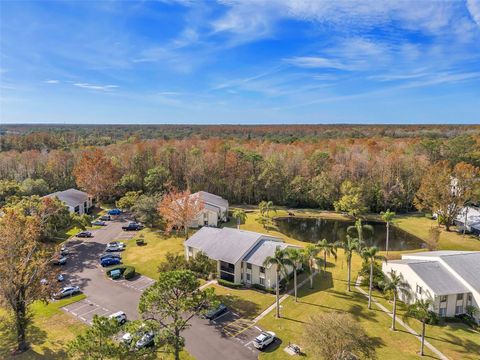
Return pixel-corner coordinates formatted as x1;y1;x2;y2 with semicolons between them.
393;214;480;251
364;286;480;360
226;210;479;359
208;284;275;319
122;228;186;279
0;295;87;359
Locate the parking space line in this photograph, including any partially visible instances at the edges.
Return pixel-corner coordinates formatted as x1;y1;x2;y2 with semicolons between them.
78;305;101;316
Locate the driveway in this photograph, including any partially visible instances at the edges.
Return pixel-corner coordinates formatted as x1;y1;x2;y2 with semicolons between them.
60;216;258;360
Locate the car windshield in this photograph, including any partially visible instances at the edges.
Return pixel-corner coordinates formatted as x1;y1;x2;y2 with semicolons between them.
256;333;268;342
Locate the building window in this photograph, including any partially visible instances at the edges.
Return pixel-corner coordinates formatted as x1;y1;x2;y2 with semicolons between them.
187;246;193;256
247;263;252;270
440;295;447;303
260;266;265;274
457;293;464;301
246;273;251;282
259;277;265;285
416;285;422;295
220;261;235;274
74;205;80;214
456;305;463;315
467;294;472;304
439;308;447;317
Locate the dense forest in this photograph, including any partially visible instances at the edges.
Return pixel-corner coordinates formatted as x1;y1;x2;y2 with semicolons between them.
0;125;479;213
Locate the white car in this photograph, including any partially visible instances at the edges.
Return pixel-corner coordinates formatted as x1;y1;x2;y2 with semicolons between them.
105;242;125;252
53;286;80;299
109;311;127;325
253;331;276;350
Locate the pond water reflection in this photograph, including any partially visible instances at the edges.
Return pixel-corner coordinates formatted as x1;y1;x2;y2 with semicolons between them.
275;217;425;251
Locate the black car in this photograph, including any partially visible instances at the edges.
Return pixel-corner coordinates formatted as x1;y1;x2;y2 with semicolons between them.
122;222;143;231
204;304;228;320
76;231;93;238
100;215;111;221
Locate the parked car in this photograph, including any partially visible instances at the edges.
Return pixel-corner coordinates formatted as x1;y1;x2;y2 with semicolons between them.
253;331;276;350
53;286;80;299
122;222;143;231
204;304;228;320
57;274;65;282
135;331;155;349
109;311;127;325
105;241;125;252
51;256;67;265
60;245;69;256
108;209;122;216
100;215;112;221
100;253;121;261
92;220;106;226
100;257;121;267
76;231;92;238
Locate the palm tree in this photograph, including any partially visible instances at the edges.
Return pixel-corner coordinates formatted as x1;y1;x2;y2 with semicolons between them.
347;219;374;248
263;247;292;318
342;235;360;292
316;238;338;273
286;248;303;302
405;298;435;356
361;246;386;309
302;244;319;289
232;208;247;230
381;209;395;257
380;270;409;331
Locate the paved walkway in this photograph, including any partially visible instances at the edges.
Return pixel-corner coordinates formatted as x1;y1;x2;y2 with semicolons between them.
354;276;449;360
253;272;317;323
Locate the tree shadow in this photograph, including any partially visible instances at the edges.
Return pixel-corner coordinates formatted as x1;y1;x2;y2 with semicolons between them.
261;337;283;353
0;316;49;359
215;294;262;319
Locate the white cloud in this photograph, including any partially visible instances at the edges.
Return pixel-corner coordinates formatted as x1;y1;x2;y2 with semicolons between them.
45;79;60;84
285;56;350;70
467;0;480;27
73;83;119;91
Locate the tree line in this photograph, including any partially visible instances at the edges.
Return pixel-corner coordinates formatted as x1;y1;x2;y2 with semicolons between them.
0;130;478;215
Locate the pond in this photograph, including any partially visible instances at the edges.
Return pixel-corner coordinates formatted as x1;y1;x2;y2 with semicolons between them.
274;217;425;251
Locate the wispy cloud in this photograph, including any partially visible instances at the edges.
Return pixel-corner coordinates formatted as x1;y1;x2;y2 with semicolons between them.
467;0;480;27
285;56;351;70
73;83;119;91
45;79;59;84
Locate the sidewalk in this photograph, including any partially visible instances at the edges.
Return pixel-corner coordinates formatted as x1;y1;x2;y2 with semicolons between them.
354;276;449;360
253;272;317;323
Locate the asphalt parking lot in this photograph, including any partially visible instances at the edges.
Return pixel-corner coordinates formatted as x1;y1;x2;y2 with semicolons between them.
59;214;260;360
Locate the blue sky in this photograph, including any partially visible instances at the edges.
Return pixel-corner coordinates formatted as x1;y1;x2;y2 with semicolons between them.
1;0;480;124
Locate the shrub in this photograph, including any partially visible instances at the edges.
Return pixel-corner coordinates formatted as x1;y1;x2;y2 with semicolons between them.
252;283;275;294
218;279;243;289
106;265;135;280
123;266;136;279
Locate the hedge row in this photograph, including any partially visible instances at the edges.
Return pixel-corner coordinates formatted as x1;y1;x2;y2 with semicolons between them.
106;265;136;280
217;279;243;289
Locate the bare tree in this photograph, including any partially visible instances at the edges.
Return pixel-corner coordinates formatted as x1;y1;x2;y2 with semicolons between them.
304;312;377;359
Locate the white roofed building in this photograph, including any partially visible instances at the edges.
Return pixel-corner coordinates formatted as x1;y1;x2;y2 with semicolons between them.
383;251;480;323
189;191;229;227
44;188;93;215
185;227;298;290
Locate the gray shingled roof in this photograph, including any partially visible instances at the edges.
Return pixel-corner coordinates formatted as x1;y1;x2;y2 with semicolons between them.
441;252;480;292
194;191;228;209
185;227;281;264
407;261;469;296
242;240;292;267
46;188;88;207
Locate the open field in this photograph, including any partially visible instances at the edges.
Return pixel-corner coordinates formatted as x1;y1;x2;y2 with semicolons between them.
0;295;86;360
393;214;480;251
122;228;186;279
